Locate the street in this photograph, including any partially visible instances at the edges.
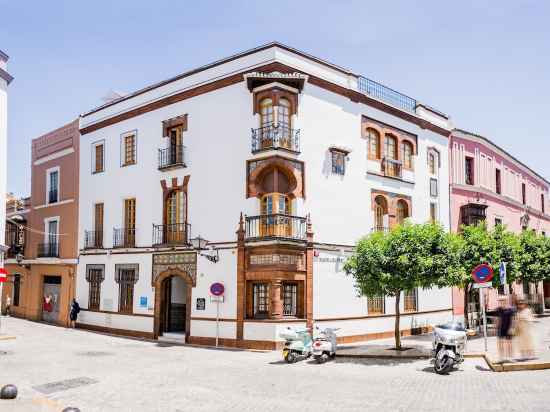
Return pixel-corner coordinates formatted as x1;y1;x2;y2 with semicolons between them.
0;317;549;412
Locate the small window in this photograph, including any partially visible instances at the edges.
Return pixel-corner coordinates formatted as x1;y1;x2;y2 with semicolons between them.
331;150;346;175
13;274;20;307
542;194;545;214
282;283;297;316
495;218;503;227
86;265;105;311
430;202;438;223
401;141;414;169
428;152;437;175
367;295;385;315
121;132;136;166
465;157;474;185
430;178;438;197
253;283;269;318
522;183;526;205
115;264;138;314
92;141;105;174
404;289;417;312
495;169;502;195
47;169;59;204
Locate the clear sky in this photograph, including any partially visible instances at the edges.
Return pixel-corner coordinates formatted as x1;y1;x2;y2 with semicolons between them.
2;0;549;196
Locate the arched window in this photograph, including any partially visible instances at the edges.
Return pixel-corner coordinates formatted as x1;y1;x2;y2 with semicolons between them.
374;195;388;231
278;98;291;147
260;193;291;237
366;128;380;159
384;135;398;160
428;152;437;174
260;98;274;128
401;141;414;169
396;200;409;225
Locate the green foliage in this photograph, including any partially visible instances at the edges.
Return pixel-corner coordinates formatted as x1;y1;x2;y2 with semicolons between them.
517;230;550;284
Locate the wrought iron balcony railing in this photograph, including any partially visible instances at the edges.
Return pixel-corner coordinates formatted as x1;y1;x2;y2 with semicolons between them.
84;230;103;249
381;158;402;178
251;125;300;154
113;227;136;248
152;223;191;246
37;242;59;258
48;189;58;204
357;76;417;113
158;145;186;170
245;214;307;241
372;226;390;233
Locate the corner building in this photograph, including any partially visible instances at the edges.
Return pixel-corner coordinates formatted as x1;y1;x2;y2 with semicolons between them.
76;43;454;348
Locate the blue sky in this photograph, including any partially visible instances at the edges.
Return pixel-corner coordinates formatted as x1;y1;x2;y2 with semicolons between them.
2;0;549;196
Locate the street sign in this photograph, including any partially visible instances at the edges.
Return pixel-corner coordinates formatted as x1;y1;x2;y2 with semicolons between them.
499;262;507;285
0;268;7;283
196;298;206;310
210;282;225;296
471;264;494;284
473;282;492;289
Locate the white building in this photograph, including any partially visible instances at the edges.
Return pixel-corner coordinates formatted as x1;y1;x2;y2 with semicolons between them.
0;50;13;271
76;43;454;348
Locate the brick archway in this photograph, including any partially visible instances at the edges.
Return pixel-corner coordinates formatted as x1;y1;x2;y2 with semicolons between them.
153;268;194;340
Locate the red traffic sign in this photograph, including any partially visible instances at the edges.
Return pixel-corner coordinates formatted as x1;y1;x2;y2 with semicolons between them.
0;268;7;283
471;264;494;284
210;282;225;296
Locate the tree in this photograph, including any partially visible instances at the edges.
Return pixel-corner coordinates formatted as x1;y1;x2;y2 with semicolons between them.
517;230;550;300
343;223;461;350
491;224;521;289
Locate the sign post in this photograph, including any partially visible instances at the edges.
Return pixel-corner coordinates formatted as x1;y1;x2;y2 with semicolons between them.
209;282;225;347
471;264;494;353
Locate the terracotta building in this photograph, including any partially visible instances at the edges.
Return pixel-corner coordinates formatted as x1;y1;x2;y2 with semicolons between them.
2;120;80;326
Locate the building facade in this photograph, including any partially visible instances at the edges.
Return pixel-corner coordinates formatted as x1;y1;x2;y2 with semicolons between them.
0;50;13;278
449;129;550;314
3;120;80;326
76;43;454;348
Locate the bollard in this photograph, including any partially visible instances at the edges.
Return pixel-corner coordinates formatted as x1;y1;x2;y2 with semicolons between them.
0;384;17;399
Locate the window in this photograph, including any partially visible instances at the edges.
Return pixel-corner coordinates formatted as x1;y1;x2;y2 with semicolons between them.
367;295;385;315
401;141;414;169
430;202;438;223
521;183;526;205
93;203;104;248
86;265;104;311
497;284;506;295
260;193;291;237
282;283;297;316
465;157;474;185
13;274;20;307
115;264;138;314
331;150;346;175
366;128;380;159
495;169;502;195
92;141;105;173
542;231;546;237
404;289;417;312
396;200;409;225
495;218;503;226
47;169;59;204
260;98;274;128
374;195;388;231
428;152;437;175
461;204;487;226
384;135;398;160
165;190;187;243
430;178;438;197
542;194;545;214
124;198;136;247
253;283;269;318
44;218;59;256
121;132;136;166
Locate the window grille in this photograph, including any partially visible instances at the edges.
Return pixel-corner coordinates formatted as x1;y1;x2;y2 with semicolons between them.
253;283;269;317
282;283;297;316
367;295;385;314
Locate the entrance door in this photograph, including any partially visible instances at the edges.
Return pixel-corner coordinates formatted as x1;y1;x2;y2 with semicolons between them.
161;276;187;334
42;275;61;323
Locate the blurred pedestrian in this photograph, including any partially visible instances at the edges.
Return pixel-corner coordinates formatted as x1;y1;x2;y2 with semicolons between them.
69;298;80;328
496;296;514;363
515;299;536;360
4;296;11;316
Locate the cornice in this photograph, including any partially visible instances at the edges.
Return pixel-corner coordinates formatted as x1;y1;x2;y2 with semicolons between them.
0;67;13;84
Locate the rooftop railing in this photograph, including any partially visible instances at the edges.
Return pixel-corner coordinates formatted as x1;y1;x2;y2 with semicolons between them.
357;76;417;113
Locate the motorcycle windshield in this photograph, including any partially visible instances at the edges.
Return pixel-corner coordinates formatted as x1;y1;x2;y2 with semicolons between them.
436;323;465;332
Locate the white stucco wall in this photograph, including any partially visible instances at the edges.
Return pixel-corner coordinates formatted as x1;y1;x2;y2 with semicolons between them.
0;73;8;255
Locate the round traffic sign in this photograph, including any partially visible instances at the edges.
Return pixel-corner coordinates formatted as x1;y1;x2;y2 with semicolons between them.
0;268;7;283
471;264;494;283
210;282;224;296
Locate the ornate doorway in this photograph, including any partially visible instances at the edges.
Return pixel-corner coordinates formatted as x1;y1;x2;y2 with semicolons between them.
160;275;187;334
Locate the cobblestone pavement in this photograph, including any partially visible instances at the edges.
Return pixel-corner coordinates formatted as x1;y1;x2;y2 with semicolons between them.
1;317;549;412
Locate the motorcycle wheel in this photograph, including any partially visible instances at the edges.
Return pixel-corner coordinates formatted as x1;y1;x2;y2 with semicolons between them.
434;355;454;374
317;353;329;364
285;351;297;364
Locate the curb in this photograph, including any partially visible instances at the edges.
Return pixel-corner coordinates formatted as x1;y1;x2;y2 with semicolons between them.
0;335;16;341
466;352;550;372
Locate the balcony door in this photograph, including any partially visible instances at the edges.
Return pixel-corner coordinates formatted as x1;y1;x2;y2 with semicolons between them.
165;190;186;243
94;203;104;248
46;219;58;256
260;193;291;237
168;126;184;164
124;198;136;247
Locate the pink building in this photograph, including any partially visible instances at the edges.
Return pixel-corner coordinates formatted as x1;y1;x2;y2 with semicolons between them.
450;129;550;315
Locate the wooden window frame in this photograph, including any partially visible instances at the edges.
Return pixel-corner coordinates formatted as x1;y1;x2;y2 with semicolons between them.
495;169;502;195
366;128;381;160
86;264;105;311
401;141;414;170
115;264;139;314
46;167;60;204
121;131;137;167
465;157;474;185
252;282;270;319
367;295;385;315
282;282;298;317
92;140;105;174
430;202;438;223
404;289;418;312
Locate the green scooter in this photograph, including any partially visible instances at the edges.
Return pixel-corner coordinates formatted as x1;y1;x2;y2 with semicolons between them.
279;326;313;363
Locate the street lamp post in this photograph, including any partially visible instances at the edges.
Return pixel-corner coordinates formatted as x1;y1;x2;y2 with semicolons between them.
190;235;219;263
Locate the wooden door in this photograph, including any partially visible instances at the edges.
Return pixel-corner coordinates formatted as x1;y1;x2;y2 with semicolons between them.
124;198;136;246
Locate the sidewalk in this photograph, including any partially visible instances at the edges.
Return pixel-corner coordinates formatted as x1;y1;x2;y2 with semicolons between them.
337;316;550;372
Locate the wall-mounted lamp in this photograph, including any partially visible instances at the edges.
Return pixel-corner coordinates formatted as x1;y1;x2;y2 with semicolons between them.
190;235;219;263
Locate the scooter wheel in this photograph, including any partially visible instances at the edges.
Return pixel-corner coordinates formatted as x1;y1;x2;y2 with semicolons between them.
434;356;454;374
317;353;329;364
285;352;297;363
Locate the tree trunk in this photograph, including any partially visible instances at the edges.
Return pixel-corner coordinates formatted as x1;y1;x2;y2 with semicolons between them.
394;291;401;350
463;283;470;329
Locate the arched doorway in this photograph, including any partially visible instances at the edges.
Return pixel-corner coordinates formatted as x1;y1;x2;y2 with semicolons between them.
153;269;193;341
